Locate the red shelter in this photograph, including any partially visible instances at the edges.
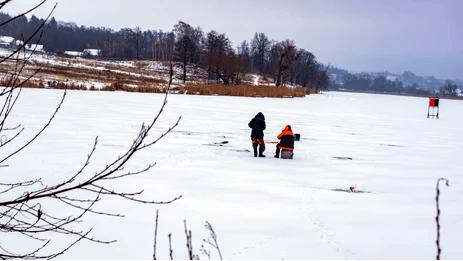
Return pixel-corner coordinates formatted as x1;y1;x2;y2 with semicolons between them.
427;97;439;119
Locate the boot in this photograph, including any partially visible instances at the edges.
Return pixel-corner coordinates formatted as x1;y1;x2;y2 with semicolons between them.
253;144;258;157
258;144;266;157
274;147;280;158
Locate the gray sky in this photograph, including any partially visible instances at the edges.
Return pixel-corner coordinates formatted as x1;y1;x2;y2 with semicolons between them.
3;0;463;80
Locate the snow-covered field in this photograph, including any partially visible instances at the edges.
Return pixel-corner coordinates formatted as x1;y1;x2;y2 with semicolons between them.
3;89;463;259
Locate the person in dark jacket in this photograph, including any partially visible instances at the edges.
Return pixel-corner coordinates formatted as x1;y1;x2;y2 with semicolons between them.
274;125;294;159
248;112;266;157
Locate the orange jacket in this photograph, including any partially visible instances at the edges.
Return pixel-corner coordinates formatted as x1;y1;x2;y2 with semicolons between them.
277;125;293;139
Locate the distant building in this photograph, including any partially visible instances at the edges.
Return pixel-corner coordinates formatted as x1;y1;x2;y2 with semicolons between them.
15;40;24;46
0;36;15;47
26;44;44;52
64;51;83;57
83;49;101;57
63;49;100;58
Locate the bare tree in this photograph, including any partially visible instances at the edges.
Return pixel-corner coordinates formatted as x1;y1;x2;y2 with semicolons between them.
237;40;251;73
202;31;243;85
174;21;203;84
250;32;271;74
0;1;181;258
274;40;299;87
440;81;458;97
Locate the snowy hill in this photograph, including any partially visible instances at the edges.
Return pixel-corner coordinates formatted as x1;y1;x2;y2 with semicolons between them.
0;47;277;91
6;89;462;259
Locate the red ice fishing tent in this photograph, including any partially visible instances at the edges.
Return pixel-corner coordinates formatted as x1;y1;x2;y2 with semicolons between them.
427;97;439;119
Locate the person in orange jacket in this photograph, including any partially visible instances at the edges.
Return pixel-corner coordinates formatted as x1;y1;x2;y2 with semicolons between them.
275;125;295;158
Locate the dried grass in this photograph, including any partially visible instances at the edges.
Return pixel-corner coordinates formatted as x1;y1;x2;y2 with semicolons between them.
101;81;163;93
179;84;309;98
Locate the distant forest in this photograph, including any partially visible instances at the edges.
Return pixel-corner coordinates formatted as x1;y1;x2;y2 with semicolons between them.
0;12;460;96
0;12;329;89
329;68;432;95
329;67;461;96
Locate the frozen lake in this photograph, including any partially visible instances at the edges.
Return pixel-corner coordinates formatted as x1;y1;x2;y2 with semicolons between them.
3;89;462;259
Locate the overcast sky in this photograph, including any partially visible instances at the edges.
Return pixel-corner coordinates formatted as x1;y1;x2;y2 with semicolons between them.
3;0;462;80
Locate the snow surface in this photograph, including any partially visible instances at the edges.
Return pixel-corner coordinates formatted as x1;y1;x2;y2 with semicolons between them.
2;89;462;259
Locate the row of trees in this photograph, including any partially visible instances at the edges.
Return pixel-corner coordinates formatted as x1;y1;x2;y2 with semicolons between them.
336;73;461;96
337;73;432;95
169;23;329;88
439;81;459;96
0;13;329;88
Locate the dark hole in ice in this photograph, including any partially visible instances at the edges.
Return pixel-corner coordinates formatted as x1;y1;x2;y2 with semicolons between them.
230;149;251;153
331;189;372;194
380;143;405;148
203;141;229;147
332;156;353;160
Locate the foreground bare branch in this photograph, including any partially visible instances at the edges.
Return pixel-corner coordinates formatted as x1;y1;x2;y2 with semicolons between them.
0;1;182;258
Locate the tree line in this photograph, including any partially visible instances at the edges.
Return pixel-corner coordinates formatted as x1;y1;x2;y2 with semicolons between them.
340;73;431;95
0;13;329;88
334;73;461;96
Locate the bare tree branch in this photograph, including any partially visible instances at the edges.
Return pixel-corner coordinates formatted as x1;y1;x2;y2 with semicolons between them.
0;1;182;258
204;221;223;260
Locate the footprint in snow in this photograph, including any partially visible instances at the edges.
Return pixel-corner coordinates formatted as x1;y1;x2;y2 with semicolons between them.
301;189;356;258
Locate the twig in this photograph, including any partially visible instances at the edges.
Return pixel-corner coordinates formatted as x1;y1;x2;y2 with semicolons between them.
184;220;193;260
204;221;223;260
153;209;159;260
200;244;211;260
168;233;173;260
435;177;449;260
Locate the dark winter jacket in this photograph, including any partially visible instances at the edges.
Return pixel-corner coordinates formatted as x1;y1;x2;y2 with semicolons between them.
277;125;295;151
248;112;266;139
